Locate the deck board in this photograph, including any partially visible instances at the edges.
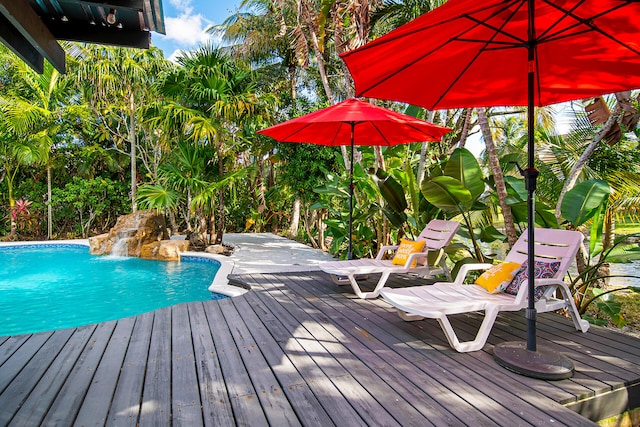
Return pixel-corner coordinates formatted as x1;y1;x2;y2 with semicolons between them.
42;321;116;426
75;317;137;426
2;270;639;426
203;300;269;426
188;302;235;427
139;308;171;427
172;303;204;427
106;311;154;426
9;326;97;426
0;329;73;426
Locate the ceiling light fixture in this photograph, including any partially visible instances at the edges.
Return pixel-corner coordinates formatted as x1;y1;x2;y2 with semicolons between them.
106;8;117;25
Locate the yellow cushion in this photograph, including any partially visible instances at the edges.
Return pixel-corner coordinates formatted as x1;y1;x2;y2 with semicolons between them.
474;262;522;293
392;239;426;267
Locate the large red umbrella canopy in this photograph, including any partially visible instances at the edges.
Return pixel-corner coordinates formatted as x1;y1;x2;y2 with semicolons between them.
340;0;640;378
257;98;451;145
259;98;451;260
341;0;640;110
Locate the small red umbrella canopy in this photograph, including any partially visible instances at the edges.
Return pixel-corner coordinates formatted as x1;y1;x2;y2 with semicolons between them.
341;0;640;379
258;98;451;259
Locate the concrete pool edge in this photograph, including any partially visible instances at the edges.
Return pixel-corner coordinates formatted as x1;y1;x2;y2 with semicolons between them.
181;251;247;297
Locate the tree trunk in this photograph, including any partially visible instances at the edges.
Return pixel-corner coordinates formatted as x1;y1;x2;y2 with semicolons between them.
288;197;301;239
318;210;326;251
303;207;318;248
555;101;622;223
299;0;354;170
186;187;193;232
167;209;178;236
8;198;16;240
374;146;385;171
47;164;52;239
417;110;436;186
129;91;137;212
477;108;518;247
602;208;615;254
288;64;297;101
458;108;472;149
215;145;225;245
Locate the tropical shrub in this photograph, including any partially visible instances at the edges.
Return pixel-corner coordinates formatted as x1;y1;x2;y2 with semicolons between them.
52;177;128;238
561;179;640;325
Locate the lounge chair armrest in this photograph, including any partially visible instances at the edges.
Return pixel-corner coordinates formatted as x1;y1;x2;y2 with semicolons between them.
533;278;567;288
396;251;430;270
435;263;494;286
375;245;400;260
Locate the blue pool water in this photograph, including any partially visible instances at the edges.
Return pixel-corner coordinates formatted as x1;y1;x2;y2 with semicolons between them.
0;245;223;336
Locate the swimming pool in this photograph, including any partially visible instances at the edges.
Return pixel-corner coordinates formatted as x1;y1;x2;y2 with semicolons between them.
0;244;223;336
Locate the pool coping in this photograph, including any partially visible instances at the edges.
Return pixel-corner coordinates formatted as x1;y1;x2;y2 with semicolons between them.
0;239;245;298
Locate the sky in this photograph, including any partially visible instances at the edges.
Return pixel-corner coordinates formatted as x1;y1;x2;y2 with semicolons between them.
151;0;243;62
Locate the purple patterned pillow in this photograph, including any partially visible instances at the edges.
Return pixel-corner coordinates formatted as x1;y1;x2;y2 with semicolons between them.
504;260;561;301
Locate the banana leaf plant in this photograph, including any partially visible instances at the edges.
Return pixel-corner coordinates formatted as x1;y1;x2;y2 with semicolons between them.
420;148;488;262
370;154;446;241
501;175;559;230
561;179;640;326
312;162;384;259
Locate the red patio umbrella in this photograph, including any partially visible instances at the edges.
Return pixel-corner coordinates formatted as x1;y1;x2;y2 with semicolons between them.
341;0;640;379
258;98;451;260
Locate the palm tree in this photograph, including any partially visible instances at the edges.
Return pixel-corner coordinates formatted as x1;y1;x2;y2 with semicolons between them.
75;45;169;212
0;54;78;239
555;92;638;222
0;115;48;239
212;0;300;100
370;0;446;34
155;45;263;244
477;108;518;246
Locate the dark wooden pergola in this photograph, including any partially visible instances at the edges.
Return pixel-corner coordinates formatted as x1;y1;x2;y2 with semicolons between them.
0;0;165;74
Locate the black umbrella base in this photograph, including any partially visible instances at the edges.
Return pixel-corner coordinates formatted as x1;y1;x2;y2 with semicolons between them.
493;341;574;380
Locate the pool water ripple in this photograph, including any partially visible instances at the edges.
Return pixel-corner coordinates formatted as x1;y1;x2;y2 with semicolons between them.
0;245;221;336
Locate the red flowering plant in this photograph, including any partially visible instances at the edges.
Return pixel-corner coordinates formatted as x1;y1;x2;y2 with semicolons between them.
9;199;33;232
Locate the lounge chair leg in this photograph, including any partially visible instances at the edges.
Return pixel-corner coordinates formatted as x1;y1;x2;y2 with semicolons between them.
345;274;381;299
557;285;590;333
367;271;392;298
436;308;499;352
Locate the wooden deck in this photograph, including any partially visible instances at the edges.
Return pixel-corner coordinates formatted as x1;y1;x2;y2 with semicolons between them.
1;271;640;426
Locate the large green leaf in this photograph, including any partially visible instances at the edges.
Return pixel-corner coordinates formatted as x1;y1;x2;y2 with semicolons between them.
510;202;559;228
603;244;640;263
422;176;471;213
443;148;485;200
589;202;606;258
561;179;611;227
504;176;527;204
375;169;408;213
403;104;421;118
382;207;407;229
479;225;507;243
405;162;420;221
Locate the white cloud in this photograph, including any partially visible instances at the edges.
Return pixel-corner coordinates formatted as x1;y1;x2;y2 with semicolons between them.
169;0;193;12
164;49;181;63
163;13;212;47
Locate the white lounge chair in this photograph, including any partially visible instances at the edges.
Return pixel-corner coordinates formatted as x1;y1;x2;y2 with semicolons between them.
319;219;460;299
380;228;590;352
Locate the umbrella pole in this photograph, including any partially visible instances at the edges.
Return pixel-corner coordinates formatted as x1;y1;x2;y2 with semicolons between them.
348;123;355;260
493;0;574;379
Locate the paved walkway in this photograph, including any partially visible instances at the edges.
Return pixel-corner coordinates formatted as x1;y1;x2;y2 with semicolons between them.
222;232;336;274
